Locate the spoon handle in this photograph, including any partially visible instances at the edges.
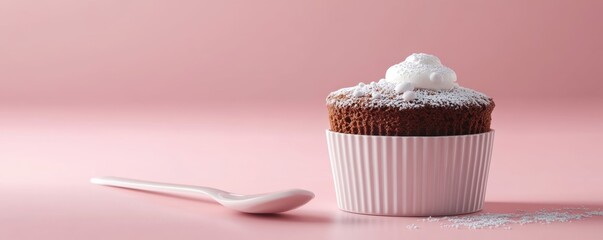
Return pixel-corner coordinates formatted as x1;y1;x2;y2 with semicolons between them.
90;176;227;199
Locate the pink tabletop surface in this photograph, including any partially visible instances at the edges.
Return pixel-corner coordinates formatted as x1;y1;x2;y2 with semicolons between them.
1;99;602;240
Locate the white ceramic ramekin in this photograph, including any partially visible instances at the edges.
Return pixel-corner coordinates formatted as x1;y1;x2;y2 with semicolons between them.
326;130;494;216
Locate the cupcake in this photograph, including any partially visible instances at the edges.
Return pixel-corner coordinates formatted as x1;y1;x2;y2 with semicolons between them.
325;53;495;216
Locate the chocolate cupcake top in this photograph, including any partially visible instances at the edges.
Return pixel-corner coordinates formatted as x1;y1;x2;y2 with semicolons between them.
327;83;492;110
326;53;493;110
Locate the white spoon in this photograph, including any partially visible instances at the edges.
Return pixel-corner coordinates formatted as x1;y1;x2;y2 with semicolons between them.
90;176;315;214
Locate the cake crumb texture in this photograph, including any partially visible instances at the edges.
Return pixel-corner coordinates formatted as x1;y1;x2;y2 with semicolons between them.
326;82;494;136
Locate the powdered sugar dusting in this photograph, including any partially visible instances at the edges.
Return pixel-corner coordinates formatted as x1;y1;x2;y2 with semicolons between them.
326;81;492;110
418;208;603;230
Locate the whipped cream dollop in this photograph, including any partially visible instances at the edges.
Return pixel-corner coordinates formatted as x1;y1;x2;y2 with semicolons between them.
385;53;458;90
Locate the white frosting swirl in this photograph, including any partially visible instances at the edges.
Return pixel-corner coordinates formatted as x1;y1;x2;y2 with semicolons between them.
385;53;458;90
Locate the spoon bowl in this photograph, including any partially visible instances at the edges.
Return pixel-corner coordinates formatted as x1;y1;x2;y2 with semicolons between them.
90;176;314;214
217;189;315;213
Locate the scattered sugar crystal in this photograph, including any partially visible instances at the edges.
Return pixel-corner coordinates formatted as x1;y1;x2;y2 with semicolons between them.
406;224;419;230
586;211;603;216
418;208;603;230
421;216;439;222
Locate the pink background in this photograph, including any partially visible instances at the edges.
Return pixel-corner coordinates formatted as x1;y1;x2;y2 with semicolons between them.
1;0;603;239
